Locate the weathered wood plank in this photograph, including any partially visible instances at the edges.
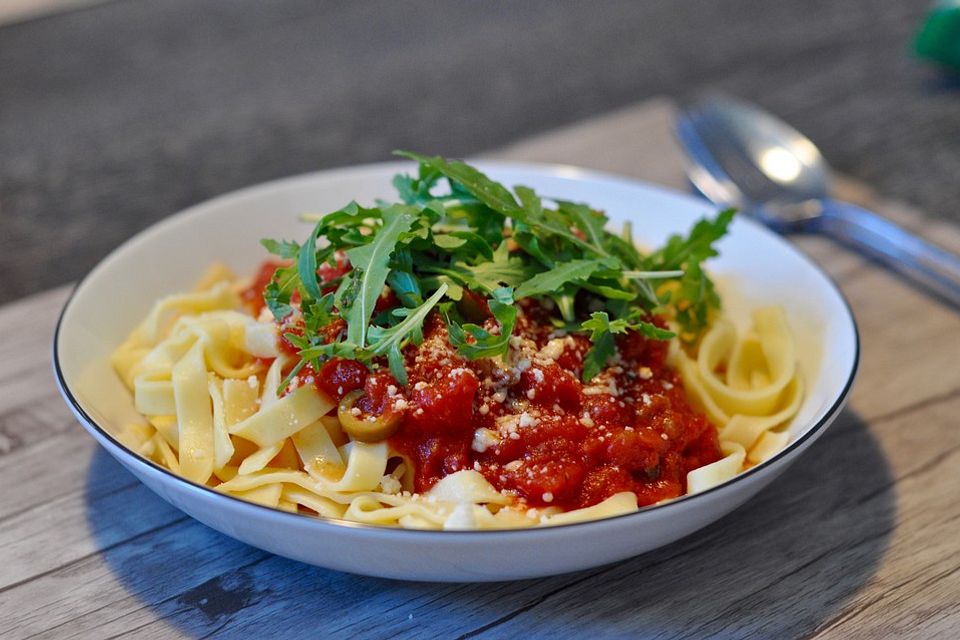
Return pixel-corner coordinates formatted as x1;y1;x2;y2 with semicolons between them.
0;432;103;521
0;442;180;592
0;287;70;424
2;99;960;639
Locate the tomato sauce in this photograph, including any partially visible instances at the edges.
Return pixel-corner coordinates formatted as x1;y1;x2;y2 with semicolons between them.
253;262;722;511
381;307;721;510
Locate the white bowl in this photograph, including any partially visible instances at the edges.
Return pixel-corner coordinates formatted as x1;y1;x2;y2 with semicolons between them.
54;161;858;582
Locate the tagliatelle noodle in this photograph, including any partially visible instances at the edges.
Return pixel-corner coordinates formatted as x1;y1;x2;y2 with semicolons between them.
111;265;803;529
678;306;803;493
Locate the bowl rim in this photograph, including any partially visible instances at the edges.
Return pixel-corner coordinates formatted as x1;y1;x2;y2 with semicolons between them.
52;159;860;536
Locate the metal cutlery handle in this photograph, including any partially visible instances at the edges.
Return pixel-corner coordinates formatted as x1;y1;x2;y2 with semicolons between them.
812;199;960;308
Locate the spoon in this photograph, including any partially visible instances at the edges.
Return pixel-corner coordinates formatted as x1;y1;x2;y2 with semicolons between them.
676;96;960;308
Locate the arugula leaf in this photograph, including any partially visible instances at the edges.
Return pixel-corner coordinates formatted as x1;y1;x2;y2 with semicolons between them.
580;311;631;341
446;230;494;261
644;208;734;340
300;292;337;334
260;238;300;259
628;318;675;341
367;284;449;380
446;287;516;359
451;242;534;292
386;248;422;308
258;153;734;390
580;311;630;381
396;151;520;217
276;358;307;397
557;200;609;255
579;312;674;381
514;185;543;218
393;170;441;205
297;340;363;362
385;343;408;386
342;205;416;347
433;234;468;250
298;225;323;301
645;208;735;270
579;281;637;301
671;261;719;341
514;258;613;299
582;332;616;383
531;206;611;258
551;285;578;323
263;261;301;321
622;269;685;279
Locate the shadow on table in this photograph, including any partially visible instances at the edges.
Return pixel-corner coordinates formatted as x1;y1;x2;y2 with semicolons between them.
85;407;893;639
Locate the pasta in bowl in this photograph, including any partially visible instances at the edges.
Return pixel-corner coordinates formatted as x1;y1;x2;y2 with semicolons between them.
55;157;857;580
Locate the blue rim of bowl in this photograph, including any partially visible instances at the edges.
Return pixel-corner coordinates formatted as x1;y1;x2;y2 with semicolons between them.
51;160;861;536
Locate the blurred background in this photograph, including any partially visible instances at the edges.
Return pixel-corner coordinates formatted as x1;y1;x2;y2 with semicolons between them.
1;0;956;304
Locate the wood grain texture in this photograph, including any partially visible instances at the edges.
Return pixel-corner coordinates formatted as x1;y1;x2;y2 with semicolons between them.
1;100;959;639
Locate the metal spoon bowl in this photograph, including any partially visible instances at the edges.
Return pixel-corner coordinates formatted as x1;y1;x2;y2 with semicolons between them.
677;97;960;307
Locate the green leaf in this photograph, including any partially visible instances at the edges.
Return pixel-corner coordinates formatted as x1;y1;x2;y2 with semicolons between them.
263;154;734;393
446;230;495;261
622;269;685;279
386;248;423;308
579;281;636;301
606;233;644;270
420;275;464;301
630;318;676;340
446;288;517;359
433;234;468;250
579;311;674;382
298;224;323;301
514;185;542;222
557;200;609;253
536;208;611;258
367;284;449;361
297;340;363;362
386;343;408;386
644;208;734;339
551;287;577;323
396;151;521;217
342;205;416;347
263;263;299;321
582;332;615;383
440;242;534;293
645;208;735;270
260;238;300;259
580;311;631;341
315;200;382;228
514;258;611;299
301;292;337;334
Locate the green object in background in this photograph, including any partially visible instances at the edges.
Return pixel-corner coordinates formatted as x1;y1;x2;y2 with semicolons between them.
914;1;960;70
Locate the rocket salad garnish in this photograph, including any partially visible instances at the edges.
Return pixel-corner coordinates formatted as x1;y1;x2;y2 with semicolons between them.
262;152;734;390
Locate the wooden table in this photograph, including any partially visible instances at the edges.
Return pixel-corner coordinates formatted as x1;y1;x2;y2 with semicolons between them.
4;0;954;307
2;100;959;639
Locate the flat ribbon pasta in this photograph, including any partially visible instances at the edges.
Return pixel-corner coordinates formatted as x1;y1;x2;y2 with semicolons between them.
111;266;804;529
679;306;803;492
